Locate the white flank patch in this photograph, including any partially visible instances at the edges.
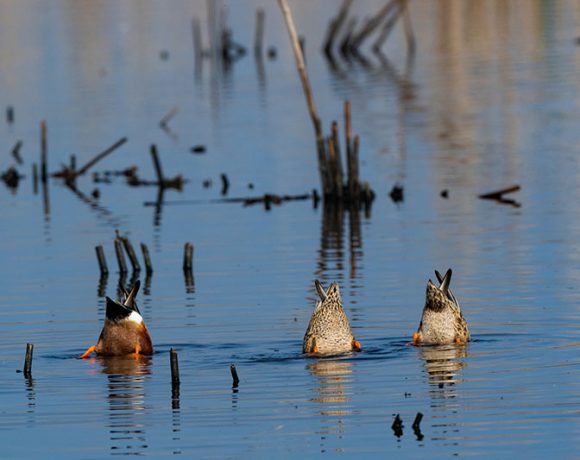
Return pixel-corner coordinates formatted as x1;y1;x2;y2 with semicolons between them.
127;311;143;324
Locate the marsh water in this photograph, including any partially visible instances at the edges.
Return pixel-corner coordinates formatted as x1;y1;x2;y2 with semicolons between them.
1;0;579;457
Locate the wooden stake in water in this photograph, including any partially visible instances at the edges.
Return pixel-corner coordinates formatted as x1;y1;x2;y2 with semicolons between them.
150;144;165;185
254;8;265;57
114;238;128;274
23;343;34;378
170;348;180;386
230;363;240;387
140;243;153;275
183;243;194;272
95;245;109;276
122;237;141;272
40;121;47;184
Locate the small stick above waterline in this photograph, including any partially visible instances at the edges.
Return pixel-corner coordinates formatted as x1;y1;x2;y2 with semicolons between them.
391;413;403;438
95;245;109;276
12;140;23;165
23;343;34;378
40;121;47;184
122;237;141;272
159;107;179;130
75;137;128;178
254;8;265;57
140;243;153;275
183;243;194;272
230;363;240;387
114;238;128;275
478;185;521;200
170;348;180;386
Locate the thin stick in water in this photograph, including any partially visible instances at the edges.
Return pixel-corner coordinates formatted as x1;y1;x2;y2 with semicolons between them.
95;245;109;276
150;144;165;185
159;107;179;129
323;0;353;57
40;121;47;183
114;238;128;274
75;137;128;178
254;8;265;57
220;173;229;195
122;237;141;272
399;0;416;55
12;140;23;165
230;363;240;387
32;163;38;195
170;348;180;386
140;243;153;275
23;343;34;378
183;242;193;272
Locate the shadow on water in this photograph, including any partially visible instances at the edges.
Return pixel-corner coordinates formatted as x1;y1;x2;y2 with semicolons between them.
307;359;353;453
99;356;152;456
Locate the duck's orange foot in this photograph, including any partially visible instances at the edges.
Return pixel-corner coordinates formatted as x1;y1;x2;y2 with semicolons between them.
312;344;319;353
353;340;362;351
79;345;96;359
412;332;421;345
134;344;141;358
455;337;464;345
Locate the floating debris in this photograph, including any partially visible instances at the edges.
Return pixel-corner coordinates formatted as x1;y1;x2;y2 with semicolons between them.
11;140;23;165
389;184;404;203
190;145;206;154
479;185;521;207
1;167;21;190
391;414;404;438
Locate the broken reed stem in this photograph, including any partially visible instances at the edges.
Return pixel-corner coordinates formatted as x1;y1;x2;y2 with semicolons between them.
160;107;179;129
352;134;360;199
150;144;165;184
183;243;193;272
32;163;38;194
122;237;141;272
12;140;23;165
23;343;34;378
478;185;521;200
373;4;402;52
400;0;416;54
278;0;322;140
95;245;109;276
6;106;14;124
140;243;153;275
327;136;339;197
192;17;202;63
220;173;229;195
350;0;398;49
170;348;180;386
278;0;333;197
323;0;353;57
230;363;240;387
331;121;344;196
412;412;423;430
76;137;128;177
254;8;265;57
114;238;128;274
339;17;358;55
344;101;354;198
40;121;47;183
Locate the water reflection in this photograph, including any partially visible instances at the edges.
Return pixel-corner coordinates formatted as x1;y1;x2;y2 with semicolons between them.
419;345;468;449
316;202;364;285
307;359;353;451
100;356;151;456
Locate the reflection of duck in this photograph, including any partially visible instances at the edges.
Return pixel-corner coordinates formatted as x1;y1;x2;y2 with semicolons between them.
413;269;470;345
100;355;151;456
419;344;467;389
307;359;353;419
81;280;153;358
303;280;361;355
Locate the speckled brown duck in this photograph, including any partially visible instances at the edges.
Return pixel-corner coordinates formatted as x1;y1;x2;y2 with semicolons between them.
80;280;153;358
303;280;361;355
413;269;470;345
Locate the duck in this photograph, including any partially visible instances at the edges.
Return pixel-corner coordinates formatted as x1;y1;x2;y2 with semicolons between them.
80;280;153;358
303;280;361;355
413;268;470;345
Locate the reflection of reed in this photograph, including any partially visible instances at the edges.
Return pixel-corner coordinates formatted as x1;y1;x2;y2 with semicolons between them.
101;356;151;456
316;202;363;283
307;359;353;424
